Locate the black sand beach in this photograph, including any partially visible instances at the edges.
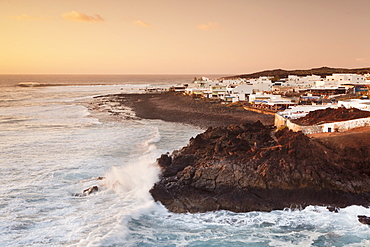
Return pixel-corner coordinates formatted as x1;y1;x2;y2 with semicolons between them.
97;91;274;129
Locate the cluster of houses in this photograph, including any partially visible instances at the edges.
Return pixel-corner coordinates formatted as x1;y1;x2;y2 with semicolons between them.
176;73;370;110
171;73;370;134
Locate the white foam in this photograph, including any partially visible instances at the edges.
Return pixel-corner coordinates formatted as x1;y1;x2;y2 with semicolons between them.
71;155;161;246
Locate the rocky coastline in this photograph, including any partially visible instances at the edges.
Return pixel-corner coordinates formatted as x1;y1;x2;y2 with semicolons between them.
150;121;370;213
89;91;370;214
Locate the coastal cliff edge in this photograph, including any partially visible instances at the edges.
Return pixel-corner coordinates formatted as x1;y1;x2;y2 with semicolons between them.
150;121;370;213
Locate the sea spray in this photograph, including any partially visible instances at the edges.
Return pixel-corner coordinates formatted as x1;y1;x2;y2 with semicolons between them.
142;126;162;154
104;161;160;201
69;120;201;246
74;124;165;246
75;157;161;246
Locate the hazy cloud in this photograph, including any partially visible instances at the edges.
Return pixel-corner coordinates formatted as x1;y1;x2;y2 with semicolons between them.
356;57;367;62
197;22;222;31
124;17;152;28
11;14;48;21
62;11;104;23
133;19;152;28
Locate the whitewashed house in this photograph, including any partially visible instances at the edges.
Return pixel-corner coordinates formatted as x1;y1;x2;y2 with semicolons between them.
248;93;281;103
325;74;366;85
221;78;247;85
227;84;258;102
277;105;332;120
224;77;273;102
338;99;370;111
185;87;212;97
247;76;273;92
272;75;322;93
313;74;366;94
210;85;227;100
283;75;321;89
193;77;225;88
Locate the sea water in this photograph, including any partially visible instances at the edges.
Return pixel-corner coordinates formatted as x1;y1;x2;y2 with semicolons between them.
1;75;370;247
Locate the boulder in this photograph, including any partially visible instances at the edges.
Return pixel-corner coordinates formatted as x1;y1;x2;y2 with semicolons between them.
74;186;99;197
327;206;340;213
358;215;370;225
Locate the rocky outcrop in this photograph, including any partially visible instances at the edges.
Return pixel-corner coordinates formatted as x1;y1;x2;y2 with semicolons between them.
150;121;370;213
358;215;370;225
74;186;99;197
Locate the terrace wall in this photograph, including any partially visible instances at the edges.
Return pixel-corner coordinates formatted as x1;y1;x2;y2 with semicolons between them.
274;114;370;134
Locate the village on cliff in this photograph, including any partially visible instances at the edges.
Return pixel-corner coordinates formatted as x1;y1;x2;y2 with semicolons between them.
170;72;370;134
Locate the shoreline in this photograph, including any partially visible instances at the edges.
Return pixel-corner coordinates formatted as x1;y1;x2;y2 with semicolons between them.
91;91;275;129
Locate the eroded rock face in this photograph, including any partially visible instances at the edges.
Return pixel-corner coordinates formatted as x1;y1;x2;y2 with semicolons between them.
150;121;370;213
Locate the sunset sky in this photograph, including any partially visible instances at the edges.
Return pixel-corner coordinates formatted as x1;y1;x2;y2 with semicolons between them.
1;0;370;74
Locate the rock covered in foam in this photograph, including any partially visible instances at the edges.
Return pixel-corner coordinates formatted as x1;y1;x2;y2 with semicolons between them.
358;215;370;225
74;186;99;197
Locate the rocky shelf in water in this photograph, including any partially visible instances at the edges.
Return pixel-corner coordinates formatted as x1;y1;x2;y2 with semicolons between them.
150;121;370;213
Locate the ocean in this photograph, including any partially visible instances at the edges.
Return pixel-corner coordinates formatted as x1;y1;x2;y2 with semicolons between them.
1;75;370;247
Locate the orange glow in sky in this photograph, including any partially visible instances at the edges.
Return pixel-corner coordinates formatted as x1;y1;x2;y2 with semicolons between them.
1;0;370;74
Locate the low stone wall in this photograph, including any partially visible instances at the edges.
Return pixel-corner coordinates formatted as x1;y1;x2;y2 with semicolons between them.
243;106;276;115
274;114;370;135
300;125;323;135
275;114;305;132
322;117;370;133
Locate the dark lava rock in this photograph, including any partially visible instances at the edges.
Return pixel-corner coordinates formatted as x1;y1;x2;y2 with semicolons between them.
74;186;99;197
358;215;370;225
150;121;370;213
327;206;340;213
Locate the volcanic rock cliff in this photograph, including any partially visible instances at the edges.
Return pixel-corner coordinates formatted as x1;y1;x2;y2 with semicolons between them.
150;121;370;213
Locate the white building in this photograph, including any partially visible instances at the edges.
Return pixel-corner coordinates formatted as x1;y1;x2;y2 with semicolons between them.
280;75;321;88
221;78;247;85
248;93;283;103
245;76;273;92
277;105;332;119
193;77;221;88
247;76;273;91
224;77;273;102
338;99;370;111
227;84;263;102
325;74;366;85
210;85;227;100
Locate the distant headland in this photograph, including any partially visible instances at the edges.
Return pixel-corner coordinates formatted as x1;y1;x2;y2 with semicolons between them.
227;67;370;81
